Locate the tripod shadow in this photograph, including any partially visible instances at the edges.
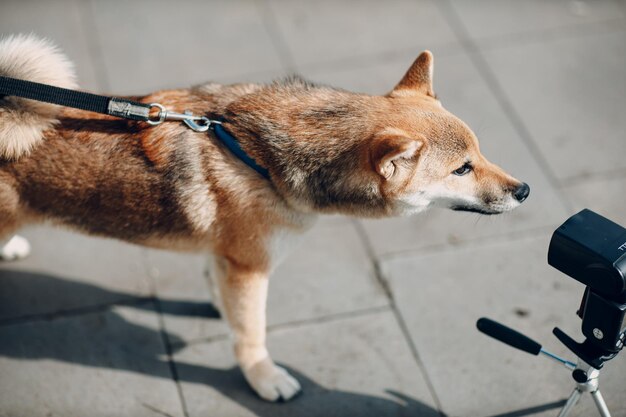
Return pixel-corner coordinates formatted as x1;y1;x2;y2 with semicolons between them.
483;400;567;417
0;269;439;417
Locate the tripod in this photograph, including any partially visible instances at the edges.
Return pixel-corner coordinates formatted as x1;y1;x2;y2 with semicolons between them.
477;210;626;416
557;359;610;417
476;318;621;417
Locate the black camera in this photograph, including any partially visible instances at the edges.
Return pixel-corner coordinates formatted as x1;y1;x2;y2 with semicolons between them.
477;209;626;415
548;209;626;365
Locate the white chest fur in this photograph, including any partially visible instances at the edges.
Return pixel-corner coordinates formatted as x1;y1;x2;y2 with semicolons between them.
267;214;317;271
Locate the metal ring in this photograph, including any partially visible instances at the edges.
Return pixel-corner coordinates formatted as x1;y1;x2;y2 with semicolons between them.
146;103;166;125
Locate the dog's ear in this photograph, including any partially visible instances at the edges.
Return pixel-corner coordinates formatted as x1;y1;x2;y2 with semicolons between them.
370;134;423;179
390;51;435;97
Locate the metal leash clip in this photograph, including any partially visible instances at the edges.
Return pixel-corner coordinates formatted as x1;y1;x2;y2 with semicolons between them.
146;103;220;132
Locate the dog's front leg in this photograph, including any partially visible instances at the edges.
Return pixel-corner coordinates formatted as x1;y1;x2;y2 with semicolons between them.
217;260;301;401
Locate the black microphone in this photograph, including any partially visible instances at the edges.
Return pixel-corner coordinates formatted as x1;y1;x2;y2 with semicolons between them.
477;318;541;355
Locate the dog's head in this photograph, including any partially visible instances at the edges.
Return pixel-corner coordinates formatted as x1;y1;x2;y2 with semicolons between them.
370;51;529;216
221;51;528;217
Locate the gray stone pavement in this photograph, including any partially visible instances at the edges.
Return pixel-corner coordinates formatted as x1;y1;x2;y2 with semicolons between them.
1;1;625;416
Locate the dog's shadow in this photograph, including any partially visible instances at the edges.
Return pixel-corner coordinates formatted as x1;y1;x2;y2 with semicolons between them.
0;269;439;417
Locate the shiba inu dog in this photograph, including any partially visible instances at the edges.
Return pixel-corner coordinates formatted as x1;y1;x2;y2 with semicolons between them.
0;34;529;401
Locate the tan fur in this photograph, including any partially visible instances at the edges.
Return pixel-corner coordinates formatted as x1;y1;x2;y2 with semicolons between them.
0;34;77;159
0;37;528;402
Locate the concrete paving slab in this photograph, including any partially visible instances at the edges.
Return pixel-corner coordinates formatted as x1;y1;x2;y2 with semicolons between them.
143;248;229;343
265;218;388;325
0;0;103;90
173;310;439;417
0;227;151;321
266;0;458;69
300;46;463;95
147;217;388;344
382;234;626;417
482;29;626;183
1;2;624;417
305;51;568;257
562;175;626;225
448;0;625;42
0;304;184;417
209;68;288;87
90;0;284;94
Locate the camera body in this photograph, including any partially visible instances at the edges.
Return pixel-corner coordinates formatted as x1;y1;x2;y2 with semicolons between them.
549;209;626;356
549;209;626;302
477;209;625;414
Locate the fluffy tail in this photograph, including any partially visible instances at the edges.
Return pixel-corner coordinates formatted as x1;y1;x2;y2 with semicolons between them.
0;34;77;159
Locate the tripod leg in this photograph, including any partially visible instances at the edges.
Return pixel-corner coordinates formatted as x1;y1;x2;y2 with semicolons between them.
591;389;611;417
557;388;582;417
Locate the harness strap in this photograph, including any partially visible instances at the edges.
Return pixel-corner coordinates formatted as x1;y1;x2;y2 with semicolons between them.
0;76;270;179
0;76;151;121
213;124;270;179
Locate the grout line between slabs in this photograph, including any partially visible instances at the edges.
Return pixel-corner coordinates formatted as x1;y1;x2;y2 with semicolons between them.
618;0;626;16
351;219;447;416
224;41;463;85
153;297;190;417
143;250;189;417
375;224;558;265
175;305;392;349
436;0;575;215
467;17;626;54
254;0;461;76
559;166;626;188
256;0;298;73
295;41;465;75
267;304;391;334
227;13;625;87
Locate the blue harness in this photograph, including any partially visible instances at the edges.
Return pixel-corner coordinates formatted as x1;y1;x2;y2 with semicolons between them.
212;123;270;180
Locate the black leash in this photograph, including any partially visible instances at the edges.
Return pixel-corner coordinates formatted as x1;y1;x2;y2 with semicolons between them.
0;76;270;179
0;76;153;121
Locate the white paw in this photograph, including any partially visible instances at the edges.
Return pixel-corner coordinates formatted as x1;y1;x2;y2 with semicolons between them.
243;358;301;402
0;235;31;261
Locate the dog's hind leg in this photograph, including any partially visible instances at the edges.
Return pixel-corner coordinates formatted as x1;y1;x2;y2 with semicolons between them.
216;258;301;402
0;182;30;261
0;235;30;261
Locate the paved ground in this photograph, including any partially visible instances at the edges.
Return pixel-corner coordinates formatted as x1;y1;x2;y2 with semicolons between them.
1;1;625;416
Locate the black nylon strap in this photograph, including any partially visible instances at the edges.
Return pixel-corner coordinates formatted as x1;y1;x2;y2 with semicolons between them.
0;76;151;121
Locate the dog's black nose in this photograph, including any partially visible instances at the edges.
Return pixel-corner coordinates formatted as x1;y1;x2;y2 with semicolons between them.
513;182;530;202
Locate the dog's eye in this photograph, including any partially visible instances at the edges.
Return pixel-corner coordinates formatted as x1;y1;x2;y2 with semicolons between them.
453;163;472;176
